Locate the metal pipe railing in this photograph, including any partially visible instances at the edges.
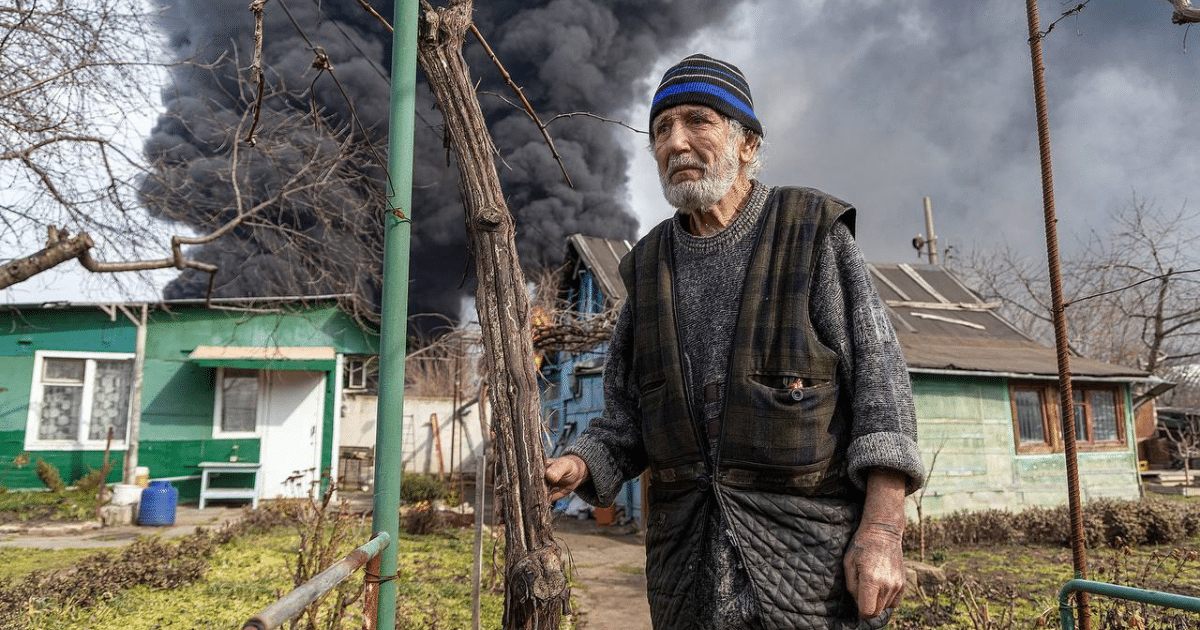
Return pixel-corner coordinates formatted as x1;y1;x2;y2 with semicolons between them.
1058;579;1200;630
241;531;392;630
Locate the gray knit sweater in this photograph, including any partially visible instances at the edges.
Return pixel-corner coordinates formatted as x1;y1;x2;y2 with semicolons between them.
565;181;925;629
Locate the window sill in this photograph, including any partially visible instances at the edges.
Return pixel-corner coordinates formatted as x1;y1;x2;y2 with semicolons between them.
23;441;129;452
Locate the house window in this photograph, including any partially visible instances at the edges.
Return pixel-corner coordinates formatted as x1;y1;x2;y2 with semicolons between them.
215;368;260;436
1010;381;1126;453
26;351;134;450
345;358;367;390
1074;388;1123;444
1011;385;1054;453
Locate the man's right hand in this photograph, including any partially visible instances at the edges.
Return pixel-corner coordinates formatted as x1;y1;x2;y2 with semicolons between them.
544;454;589;502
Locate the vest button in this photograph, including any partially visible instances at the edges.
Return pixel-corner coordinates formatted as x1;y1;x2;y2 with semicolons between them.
696;475;711;491
790;388;805;402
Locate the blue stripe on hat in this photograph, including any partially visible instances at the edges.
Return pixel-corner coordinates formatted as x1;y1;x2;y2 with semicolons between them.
661;64;752;98
651;82;759;123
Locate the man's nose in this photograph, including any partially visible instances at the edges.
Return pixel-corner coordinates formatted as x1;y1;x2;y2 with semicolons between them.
659;125;691;154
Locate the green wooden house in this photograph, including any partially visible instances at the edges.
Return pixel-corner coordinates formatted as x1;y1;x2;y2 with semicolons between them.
872;263;1150;516
542;235;1155;521
0;297;377;504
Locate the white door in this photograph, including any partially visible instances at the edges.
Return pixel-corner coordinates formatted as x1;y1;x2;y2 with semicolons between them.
258;370;325;500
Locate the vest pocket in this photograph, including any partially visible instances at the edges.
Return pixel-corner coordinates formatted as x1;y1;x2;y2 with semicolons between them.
639;376;703;467
722;373;839;470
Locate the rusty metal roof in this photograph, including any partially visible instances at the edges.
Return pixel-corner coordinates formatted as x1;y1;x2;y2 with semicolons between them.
561;236;1145;380
562;234;633;306
873;263;1144;379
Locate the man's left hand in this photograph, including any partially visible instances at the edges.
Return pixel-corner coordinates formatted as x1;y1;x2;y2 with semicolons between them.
843;519;905;619
844;469;909;619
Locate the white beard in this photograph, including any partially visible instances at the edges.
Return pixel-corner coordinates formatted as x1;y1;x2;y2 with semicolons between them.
659;133;741;212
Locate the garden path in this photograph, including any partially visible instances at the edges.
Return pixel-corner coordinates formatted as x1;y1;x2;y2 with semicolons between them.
554;515;652;630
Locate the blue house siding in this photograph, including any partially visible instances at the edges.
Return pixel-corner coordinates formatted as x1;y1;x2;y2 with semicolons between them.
541;265;643;523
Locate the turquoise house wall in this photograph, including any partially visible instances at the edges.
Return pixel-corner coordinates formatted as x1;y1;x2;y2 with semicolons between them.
0;302;376;499
0;309;136;487
910;373;1140;518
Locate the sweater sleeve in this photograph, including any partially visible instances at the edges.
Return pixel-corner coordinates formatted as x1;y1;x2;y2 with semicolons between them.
811;221;926;494
563;302;650;506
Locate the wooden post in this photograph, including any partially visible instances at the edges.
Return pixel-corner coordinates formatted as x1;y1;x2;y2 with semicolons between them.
430;413;446;482
416;2;568;628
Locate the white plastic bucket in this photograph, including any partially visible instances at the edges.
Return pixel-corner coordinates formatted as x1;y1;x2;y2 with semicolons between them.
111;483;142;506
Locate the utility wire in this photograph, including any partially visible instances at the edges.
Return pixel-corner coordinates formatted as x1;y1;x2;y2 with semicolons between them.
1065;268;1200;308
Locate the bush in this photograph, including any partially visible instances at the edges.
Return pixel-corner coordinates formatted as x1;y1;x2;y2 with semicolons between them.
400;474;458;505
906;498;1200;552
73;461;113;496
34;459;65;494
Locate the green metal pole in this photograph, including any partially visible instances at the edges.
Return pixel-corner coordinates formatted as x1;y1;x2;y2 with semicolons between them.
1058;579;1200;629
374;1;418;628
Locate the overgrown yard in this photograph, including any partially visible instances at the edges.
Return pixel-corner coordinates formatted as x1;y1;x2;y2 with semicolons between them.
0;507;505;630
893;498;1200;629
4;490;1200;629
893;543;1200;628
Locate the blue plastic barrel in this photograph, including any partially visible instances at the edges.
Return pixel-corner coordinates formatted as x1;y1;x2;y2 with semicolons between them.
137;480;178;526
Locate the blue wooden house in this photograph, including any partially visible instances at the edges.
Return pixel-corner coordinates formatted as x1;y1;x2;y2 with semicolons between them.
538;235;640;521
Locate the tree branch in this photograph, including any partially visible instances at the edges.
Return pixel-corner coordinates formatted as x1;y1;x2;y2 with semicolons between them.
1168;0;1200;24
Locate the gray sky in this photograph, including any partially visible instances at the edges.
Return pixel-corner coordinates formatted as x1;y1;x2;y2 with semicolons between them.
626;0;1199;266
4;0;1196;304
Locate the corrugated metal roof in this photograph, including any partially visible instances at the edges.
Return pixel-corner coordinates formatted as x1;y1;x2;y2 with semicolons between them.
873;263;1144;379
561;238;1146;380
562;234;633;306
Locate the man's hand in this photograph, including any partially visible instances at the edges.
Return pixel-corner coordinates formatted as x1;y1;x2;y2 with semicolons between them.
844;469;908;619
544;454;589;502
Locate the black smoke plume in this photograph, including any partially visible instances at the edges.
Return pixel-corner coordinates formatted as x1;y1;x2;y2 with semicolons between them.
142;0;741;324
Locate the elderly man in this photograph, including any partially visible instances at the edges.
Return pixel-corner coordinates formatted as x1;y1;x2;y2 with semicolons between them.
545;53;925;630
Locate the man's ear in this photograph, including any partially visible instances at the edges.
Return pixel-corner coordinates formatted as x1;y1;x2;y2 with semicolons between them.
739;133;760;164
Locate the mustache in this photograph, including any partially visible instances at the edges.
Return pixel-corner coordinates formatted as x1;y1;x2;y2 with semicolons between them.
666;154;706;177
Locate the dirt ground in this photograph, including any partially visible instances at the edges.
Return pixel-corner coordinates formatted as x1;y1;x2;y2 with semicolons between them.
553;514;652;630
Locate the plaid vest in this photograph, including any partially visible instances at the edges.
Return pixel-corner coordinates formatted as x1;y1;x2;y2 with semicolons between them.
620;186;855;495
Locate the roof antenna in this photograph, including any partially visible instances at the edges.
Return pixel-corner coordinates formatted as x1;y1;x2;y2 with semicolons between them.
911;196;939;265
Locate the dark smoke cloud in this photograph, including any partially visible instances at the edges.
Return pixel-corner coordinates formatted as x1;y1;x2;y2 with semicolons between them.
142;0;742;322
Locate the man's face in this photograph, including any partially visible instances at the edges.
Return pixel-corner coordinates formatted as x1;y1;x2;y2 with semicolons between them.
651;104;744;211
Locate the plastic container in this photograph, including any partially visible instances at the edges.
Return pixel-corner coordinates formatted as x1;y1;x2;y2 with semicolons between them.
134;466;150;488
137;480;178;526
111;483;142;506
593;504;616;526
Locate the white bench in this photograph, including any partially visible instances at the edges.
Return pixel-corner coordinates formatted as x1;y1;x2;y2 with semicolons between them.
198;461;262;509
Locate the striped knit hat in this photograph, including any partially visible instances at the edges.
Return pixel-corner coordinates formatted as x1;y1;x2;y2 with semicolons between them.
650;53;763;137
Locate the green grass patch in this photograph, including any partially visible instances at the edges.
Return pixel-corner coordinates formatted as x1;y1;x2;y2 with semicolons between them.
0;488;99;523
393;529;504;629
0;547;93;581
3;523;505;630
18;530;296;630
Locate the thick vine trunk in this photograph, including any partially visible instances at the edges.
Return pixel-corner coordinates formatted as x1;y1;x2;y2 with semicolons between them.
415;2;568;628
1;227;93;290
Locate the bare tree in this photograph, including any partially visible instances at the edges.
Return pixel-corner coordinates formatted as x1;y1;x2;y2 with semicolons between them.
955;197;1200;396
0;0;163;287
0;2;390;325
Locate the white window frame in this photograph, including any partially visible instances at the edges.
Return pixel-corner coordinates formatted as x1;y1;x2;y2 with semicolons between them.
24;350;135;451
212;367;264;439
345;357;367;390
